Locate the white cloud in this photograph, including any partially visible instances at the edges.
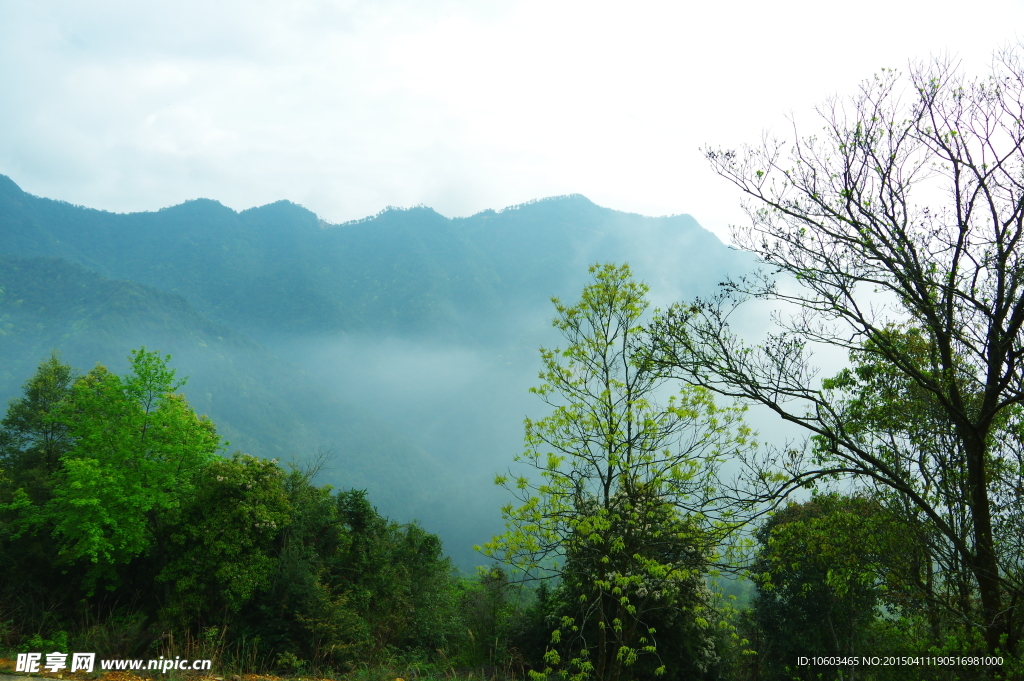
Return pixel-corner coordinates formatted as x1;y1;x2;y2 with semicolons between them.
1;0;1021;240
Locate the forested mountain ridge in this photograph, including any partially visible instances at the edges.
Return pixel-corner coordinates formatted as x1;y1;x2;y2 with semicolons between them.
0;174;738;342
0;173;753;568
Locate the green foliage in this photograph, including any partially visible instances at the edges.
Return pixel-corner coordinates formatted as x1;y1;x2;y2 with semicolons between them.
226;484;464;669
454;565;529;670
816;326;1024;654
46;349;222;579
749;495;894;679
0;349;465;674
0;350;76;499
331;488;461;655
484;263;754;681
0;353;83;644
162;453;292;619
741;492;1020;680
654;47;1024;658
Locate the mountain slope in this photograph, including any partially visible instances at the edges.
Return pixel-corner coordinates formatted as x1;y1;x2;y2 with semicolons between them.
0;256;448;521
0;175;749;343
0;175;757;568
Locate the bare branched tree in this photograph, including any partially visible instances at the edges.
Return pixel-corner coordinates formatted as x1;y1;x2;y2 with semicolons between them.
649;46;1024;655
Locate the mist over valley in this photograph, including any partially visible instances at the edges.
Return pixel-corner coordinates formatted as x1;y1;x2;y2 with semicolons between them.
0;173;757;569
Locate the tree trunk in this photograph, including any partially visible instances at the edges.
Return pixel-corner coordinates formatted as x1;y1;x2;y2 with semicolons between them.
964;432;1006;655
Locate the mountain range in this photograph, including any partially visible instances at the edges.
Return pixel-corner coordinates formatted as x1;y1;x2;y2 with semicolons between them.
0;174;755;568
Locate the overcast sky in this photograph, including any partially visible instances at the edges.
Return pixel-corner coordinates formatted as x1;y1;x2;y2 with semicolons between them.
2;0;1022;240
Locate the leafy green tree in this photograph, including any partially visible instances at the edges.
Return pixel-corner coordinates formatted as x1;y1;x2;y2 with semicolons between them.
0;349;469;672
47;348;222;582
0;352;82;640
750;494;910;680
814;327;1020;651
457;566;518;668
549;487;729;681
483;263;755;681
161;452;293;623
0;351;76;504
649;47;1024;656
0;349;222;638
332;489;459;655
243;482;461;670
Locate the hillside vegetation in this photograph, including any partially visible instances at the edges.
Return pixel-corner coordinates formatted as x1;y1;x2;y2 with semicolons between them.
0;175;752;568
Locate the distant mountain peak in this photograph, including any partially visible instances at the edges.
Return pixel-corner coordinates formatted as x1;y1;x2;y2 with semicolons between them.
0;173;24;196
158;197;233;214
497;193;595;213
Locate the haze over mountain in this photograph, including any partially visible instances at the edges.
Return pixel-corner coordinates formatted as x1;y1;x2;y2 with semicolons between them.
0;174;756;568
